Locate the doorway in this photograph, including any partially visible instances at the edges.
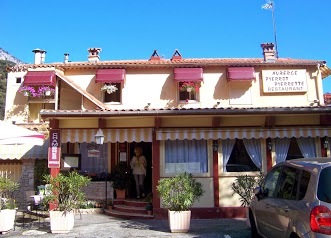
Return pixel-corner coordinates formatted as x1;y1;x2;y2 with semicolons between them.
128;142;152;198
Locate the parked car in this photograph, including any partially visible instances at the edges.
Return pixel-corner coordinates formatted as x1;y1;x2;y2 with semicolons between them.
249;157;331;238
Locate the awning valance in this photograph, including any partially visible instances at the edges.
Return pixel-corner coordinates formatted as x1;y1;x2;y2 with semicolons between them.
0;139;49;160
174;68;203;82
156;127;331;140
95;69;126;83
61;128;153;143
23;71;56;86
227;67;255;81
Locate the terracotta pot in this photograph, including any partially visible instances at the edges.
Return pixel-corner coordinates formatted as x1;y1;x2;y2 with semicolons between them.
115;189;126;199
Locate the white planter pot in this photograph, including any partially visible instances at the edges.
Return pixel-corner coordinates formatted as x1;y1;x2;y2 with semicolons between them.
50;210;75;233
0;209;16;232
168;210;191;233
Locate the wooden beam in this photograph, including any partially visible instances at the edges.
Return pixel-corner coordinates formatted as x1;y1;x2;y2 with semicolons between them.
212;117;220;127
265;116;275;127
98;118;106;128
49;119;59;129
320;115;331;126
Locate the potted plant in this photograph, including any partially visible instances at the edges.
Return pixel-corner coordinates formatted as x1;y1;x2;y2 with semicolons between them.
144;192;153;215
0;174;19;232
37;86;55;97
101;84;118;94
231;172;264;226
111;162;131;199
157;172;204;233
106;199;113;210
42;171;91;233
179;81;200;93
18;85;37;97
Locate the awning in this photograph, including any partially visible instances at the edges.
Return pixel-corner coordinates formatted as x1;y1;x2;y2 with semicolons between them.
174;68;203;81
95;69;126;83
156;127;331;140
227;67;255;81
0;139;49;160
0;121;45;146
61;128;153;143
23;71;56;86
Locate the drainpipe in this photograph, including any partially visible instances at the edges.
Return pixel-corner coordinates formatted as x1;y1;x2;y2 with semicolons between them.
316;63;325;106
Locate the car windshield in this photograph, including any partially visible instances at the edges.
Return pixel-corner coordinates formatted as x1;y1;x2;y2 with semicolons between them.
317;167;331;204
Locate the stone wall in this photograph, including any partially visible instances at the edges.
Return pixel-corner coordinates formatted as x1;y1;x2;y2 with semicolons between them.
17;159;35;209
82;181;114;202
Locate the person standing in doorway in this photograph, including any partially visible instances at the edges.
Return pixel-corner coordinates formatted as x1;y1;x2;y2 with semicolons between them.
130;146;147;199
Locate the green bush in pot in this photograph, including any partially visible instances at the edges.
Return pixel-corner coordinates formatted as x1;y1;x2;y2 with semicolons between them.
157;172;204;211
0;174;19;210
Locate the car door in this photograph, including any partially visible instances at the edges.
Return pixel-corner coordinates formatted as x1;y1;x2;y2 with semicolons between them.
254;165;282;237
271;166;301;237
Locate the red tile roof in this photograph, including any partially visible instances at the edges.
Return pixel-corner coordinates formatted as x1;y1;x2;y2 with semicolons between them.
8;57;331;78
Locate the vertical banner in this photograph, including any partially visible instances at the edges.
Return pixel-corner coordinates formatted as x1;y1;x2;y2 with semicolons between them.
48;129;61;168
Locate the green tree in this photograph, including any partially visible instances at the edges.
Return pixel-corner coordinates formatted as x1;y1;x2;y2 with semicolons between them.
0;60;15;120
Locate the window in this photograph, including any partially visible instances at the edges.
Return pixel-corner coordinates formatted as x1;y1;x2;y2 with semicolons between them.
179;82;199;101
286;138;303;160
275;166;300;200
164;139;208;174
262;166;282;198
298;170;310;200
224;139;259;172
16;77;22;84
317;167;331;203
104;83;121;103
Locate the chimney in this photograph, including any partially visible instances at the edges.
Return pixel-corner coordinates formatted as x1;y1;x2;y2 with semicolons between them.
40;50;46;63
32;48;42;64
64;53;69;63
87;48;101;62
261;43;276;62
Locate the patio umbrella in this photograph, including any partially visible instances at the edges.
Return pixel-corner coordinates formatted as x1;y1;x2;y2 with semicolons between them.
0;121;45;146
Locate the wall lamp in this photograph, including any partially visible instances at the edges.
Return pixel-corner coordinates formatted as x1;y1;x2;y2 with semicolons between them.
323;137;329;149
267;141;273;151
213;141;219;152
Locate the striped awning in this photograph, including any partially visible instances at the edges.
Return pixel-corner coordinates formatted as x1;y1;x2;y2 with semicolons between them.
24;71;56;86
61;128;153;143
174;68;203;82
156;127;331;140
0;139;49;160
95;69;126;83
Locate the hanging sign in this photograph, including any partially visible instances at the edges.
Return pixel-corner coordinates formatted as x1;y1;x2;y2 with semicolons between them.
88;149;100;158
48;129;61;168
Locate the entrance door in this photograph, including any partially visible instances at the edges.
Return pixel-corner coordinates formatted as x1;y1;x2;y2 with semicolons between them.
128;142;152;198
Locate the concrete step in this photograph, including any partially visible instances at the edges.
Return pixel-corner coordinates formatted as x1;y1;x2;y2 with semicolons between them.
104;208;154;219
105;199;153;219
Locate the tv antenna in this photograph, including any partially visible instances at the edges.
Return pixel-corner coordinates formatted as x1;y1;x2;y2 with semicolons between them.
262;0;279;58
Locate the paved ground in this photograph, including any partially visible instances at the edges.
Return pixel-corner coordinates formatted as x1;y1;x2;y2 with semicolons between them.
2;213;251;238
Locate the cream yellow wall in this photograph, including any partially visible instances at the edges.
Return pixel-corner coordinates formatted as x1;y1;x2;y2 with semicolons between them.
5;71;29;122
6;65;323;118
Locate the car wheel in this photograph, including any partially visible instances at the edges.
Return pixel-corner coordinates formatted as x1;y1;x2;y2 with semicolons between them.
249;211;261;238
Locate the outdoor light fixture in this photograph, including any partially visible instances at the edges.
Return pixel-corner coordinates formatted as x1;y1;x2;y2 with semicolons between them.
94;128;107;208
267;141;273;151
213;141;219;152
95;129;104;145
323;137;329;149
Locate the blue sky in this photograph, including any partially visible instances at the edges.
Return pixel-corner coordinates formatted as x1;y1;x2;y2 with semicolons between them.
2;0;331;93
